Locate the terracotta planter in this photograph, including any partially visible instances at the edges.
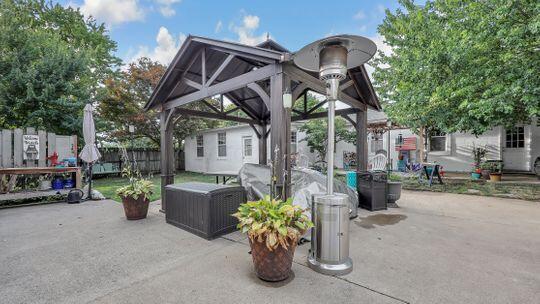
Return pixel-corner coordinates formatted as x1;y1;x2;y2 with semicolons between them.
249;238;296;282
489;173;502;182
121;195;150;220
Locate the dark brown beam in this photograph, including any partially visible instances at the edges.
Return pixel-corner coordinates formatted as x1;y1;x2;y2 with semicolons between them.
291;108;360;121
175;108;259;125
163;63;276;110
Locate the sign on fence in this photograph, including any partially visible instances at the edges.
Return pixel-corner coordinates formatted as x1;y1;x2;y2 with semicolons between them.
23;135;40;160
0;127;77;168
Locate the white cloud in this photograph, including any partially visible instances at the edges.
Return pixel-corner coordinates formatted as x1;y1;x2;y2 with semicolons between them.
215;20;223;33
155;0;181;17
80;0;144;25
353;10;366;20
131;27;186;64
231;14;268;45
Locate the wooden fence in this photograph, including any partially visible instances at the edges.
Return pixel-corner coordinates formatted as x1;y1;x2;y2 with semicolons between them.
95;148;184;175
0;128;77;168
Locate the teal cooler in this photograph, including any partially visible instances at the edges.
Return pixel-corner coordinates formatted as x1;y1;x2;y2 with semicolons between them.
346;171;357;189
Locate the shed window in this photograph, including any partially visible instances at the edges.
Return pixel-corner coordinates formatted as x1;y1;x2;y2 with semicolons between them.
217;132;227;157
196;135;204;157
506;126;524;148
430;130;447;152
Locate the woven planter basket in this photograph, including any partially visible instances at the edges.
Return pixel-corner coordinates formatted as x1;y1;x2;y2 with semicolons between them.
121;195;150;220
249;238;297;282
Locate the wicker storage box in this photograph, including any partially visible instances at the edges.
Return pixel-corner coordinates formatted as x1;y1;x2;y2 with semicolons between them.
165;182;246;240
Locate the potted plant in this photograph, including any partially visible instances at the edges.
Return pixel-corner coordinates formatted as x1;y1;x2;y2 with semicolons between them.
471;167;482;180
479;162;491;180
233;196;313;282
387;173;402;205
488;162;503;182
116;160;154;220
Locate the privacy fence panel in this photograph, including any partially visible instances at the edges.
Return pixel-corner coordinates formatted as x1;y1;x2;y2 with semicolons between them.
96;148;184;175
0;128;77;169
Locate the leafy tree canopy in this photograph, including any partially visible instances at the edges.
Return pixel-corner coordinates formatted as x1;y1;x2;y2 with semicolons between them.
98;57;220;147
0;0;120;136
373;0;539;135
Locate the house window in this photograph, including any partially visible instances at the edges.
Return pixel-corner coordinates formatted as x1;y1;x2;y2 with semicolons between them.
291;131;297;153
196;135;204;157
430;130;446;152
217;132;227;157
506;126;524;148
243;137;252;157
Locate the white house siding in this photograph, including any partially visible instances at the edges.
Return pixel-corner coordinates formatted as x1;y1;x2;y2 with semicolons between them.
185;125;259;173
185;120;539;174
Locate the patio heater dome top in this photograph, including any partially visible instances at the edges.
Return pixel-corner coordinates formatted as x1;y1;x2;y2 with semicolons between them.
292;34;377;74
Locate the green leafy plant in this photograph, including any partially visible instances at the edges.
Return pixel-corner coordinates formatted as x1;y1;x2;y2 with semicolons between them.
488;162;504;174
115;148;154;200
388;173;403;182
472;146;488;168
233;196;313;251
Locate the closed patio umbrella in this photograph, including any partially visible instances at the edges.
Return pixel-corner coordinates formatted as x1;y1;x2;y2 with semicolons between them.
79;104;101;199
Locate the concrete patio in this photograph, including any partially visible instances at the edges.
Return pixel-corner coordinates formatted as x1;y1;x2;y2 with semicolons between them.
1;191;539;304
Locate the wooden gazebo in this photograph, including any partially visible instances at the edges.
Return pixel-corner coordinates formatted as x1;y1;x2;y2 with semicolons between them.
145;36;381;209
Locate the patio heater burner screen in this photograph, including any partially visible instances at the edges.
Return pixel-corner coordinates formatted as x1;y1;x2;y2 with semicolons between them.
294;35;377;276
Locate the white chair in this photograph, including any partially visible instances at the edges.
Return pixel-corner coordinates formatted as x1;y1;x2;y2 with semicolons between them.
369;154;387;171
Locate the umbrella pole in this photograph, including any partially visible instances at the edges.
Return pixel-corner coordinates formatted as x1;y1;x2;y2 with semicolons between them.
88;163;93;200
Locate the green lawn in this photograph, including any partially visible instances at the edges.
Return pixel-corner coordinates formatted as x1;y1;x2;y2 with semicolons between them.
93;171;215;202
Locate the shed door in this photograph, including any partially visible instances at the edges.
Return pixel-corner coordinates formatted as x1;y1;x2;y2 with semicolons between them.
242;136;254;164
503;126;528;171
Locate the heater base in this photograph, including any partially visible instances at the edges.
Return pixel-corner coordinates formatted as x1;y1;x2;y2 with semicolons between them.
307;253;353;276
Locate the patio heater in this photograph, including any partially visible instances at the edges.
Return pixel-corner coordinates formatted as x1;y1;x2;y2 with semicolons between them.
294;35;376;275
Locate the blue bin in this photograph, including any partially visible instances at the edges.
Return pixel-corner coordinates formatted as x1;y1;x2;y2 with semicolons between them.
52;178;64;190
346;171;357;189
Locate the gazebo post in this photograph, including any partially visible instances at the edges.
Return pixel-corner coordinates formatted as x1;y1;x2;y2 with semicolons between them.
356;110;368;172
160;110;175;212
269;66;291;199
258;124;268;165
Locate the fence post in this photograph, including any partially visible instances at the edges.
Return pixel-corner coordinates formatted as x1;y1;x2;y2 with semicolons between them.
38;130;47;167
13;128;23;167
47;133;56;166
1;130;13;168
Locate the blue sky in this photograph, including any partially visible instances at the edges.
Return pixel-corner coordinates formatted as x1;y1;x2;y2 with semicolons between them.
59;0;403;64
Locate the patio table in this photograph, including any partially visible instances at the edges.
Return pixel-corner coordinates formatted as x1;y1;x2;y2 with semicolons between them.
0;167;82;189
203;171;238;184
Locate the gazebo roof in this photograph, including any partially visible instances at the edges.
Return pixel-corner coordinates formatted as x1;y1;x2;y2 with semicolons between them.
145;35;381;120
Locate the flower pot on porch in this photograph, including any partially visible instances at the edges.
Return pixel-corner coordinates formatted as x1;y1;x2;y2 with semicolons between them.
489;173;502;182
480;170;491;180
249;238;296;282
121;195;150;220
387;181;402;204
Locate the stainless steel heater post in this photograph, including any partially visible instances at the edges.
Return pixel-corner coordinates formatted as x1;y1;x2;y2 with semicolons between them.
294;35;377;276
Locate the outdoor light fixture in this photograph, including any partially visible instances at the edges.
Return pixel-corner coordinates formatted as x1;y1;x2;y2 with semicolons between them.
282;88;292;109
294;35;377;276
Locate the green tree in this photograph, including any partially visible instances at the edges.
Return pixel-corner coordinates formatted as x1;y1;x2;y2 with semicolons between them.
99;57;219;147
297;93;356;166
373;0;540;137
0;0;120;135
